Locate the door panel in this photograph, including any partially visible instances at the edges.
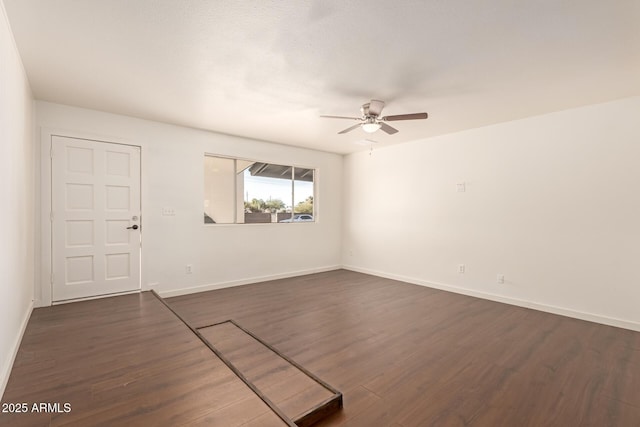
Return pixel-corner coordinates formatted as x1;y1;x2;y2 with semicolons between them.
52;136;141;301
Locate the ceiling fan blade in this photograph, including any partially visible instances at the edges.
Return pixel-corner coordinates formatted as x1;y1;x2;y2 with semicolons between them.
368;100;385;117
379;122;399;135
338;123;363;134
382;112;428;121
320;115;361;120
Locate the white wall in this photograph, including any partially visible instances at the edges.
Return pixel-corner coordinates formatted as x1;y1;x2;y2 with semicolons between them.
0;1;34;398
343;97;640;331
204;156;236;223
36;101;342;303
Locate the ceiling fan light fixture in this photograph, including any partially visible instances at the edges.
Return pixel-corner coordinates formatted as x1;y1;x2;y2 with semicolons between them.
321;99;427;135
362;122;381;133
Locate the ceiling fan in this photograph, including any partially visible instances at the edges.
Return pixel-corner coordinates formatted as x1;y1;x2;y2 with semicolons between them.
321;100;428;135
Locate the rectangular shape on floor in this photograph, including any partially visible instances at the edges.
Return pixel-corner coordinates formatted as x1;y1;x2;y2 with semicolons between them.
198;320;343;427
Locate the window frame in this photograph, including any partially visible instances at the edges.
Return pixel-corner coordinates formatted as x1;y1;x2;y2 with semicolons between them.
203;153;317;225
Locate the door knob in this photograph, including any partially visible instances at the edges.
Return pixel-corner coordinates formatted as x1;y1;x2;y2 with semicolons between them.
127;224;139;230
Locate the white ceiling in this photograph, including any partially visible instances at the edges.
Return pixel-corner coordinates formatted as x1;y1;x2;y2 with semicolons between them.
4;0;639;154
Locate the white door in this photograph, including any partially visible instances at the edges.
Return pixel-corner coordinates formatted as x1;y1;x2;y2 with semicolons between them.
51;136;141;302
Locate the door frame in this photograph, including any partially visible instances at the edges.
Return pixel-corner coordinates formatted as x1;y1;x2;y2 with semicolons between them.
38;128;144;306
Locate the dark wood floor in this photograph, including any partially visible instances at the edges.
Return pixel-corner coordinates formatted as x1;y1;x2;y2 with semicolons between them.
2;269;640;426
0;292;287;427
167;270;640;427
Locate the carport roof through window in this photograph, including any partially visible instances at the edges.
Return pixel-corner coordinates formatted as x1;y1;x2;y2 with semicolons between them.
248;162;313;182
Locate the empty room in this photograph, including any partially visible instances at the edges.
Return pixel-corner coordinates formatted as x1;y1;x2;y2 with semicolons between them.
1;1;639;426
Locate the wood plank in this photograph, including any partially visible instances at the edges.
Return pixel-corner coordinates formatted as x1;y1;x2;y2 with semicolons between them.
198;322;337;423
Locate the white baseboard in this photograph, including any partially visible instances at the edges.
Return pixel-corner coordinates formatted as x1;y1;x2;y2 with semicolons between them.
343;265;640;332
1;300;34;400
158;265;342;299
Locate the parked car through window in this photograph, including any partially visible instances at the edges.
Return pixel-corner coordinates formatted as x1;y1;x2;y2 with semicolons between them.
279;214;313;223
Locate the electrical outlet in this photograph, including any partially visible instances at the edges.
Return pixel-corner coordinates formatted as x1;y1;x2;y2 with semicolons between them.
497;274;505;284
147;282;159;289
186;264;193;274
162;207;175;216
458;264;465;274
457;182;466;192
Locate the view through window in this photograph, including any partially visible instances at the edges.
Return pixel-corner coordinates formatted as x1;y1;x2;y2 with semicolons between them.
204;156;314;224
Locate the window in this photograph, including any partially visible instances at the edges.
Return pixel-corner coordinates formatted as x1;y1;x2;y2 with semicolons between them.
204;155;315;224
